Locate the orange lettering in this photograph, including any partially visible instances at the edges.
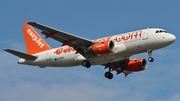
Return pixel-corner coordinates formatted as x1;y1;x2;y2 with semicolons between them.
55;48;63;55
122;33;130;41
115;35;122;42
63;49;67;53
138;30;142;37
67;47;71;52
130;32;134;39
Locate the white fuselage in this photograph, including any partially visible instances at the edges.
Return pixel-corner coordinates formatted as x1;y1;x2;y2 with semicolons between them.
18;28;176;67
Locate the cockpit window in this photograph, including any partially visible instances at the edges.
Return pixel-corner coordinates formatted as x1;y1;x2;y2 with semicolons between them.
155;30;167;33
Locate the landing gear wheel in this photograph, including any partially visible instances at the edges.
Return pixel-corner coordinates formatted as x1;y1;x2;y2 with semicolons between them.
147;49;154;62
82;60;91;68
104;72;113;79
148;57;154;62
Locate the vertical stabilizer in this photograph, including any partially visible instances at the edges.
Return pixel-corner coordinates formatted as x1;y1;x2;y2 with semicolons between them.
22;25;52;54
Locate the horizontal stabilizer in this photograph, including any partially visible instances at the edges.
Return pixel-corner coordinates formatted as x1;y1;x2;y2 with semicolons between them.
4;49;37;60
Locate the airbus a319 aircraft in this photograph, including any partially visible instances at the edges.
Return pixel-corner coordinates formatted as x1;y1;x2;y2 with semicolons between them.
5;21;176;79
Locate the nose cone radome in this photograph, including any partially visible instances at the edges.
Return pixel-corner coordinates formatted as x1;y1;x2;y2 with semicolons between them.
160;33;176;48
167;34;176;45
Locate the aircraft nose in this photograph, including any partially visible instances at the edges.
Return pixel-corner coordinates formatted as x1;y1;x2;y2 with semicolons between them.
168;34;176;43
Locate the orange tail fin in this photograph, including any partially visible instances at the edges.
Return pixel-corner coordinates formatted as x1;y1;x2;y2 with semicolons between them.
22;25;52;54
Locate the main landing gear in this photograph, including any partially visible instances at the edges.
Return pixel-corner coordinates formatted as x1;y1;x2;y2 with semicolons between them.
82;60;91;68
148;49;154;62
82;60;114;79
104;71;113;79
104;67;113;79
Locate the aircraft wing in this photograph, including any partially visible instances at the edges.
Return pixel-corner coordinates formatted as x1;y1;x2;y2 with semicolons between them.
28;21;94;57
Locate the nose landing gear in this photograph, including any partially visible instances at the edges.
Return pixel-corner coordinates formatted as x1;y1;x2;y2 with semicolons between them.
148;49;154;62
148;57;154;62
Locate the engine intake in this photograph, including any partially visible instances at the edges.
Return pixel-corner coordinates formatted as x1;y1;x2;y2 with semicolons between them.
92;40;114;54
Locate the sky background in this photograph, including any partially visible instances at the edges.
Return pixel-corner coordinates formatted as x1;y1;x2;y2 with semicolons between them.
0;1;180;101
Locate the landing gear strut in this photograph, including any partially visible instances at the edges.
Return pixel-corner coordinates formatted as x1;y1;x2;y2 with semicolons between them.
82;60;91;68
104;67;113;79
148;49;154;62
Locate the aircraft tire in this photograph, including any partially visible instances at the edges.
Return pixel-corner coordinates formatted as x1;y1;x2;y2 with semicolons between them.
148;57;154;62
82;60;91;68
104;72;113;79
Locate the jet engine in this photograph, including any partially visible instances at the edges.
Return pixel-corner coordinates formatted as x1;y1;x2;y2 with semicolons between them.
92;40;114;54
126;58;147;72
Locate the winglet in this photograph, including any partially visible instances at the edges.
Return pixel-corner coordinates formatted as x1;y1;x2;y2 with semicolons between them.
24;20;28;25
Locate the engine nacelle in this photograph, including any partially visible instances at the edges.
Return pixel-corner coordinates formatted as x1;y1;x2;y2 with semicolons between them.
126;58;147;72
92;40;114;54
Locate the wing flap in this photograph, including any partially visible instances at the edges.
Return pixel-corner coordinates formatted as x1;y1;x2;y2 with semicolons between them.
41;31;78;48
4;49;37;60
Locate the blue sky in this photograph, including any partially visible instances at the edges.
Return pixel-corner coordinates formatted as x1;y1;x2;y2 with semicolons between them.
0;1;179;101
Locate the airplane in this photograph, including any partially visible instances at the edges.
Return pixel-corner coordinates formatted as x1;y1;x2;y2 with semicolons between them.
4;21;176;79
